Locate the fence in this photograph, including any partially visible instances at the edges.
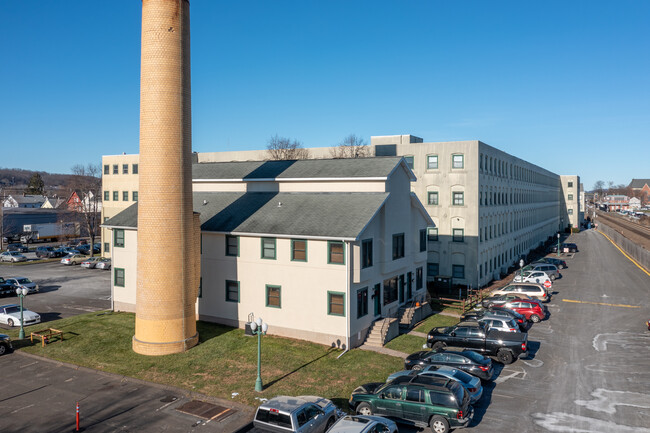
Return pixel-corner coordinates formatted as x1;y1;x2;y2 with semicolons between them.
598;223;650;272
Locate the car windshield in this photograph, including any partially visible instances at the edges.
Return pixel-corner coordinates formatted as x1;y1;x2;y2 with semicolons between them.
16;278;31;284
461;351;485;363
5;306;20;314
521;271;533;277
449;369;474;384
10;252;21;256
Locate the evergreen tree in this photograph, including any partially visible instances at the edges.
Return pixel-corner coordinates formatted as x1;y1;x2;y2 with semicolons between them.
25;173;45;195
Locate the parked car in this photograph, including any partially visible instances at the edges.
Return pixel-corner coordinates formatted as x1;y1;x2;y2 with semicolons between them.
4;277;38;294
0;251;28;263
522;263;560;281
253;395;340;433
0;304;41;327
7;243;28;253
93;243;101;254
549;242;578;253
95;258;112;270
0;333;12;356
386;365;483;404
76;244;91;254
327;415;398;433
61;254;88;265
512;270;552;286
480;292;536;309
425;321;528;364
80;257;102;268
0;282;17;297
501;300;546;323
462;307;529;331
349;374;473;433
489;283;550;302
60;247;81;255
36;246;58;258
405;349;494;381
463;315;520;333
535;257;567;269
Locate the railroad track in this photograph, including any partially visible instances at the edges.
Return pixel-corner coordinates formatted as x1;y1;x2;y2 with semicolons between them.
596;211;650;239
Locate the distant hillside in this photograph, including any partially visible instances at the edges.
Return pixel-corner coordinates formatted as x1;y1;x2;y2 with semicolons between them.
0;168;94;197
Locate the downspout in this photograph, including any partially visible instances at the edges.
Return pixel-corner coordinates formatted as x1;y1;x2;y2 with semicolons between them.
110;229;114;312
337;241;351;359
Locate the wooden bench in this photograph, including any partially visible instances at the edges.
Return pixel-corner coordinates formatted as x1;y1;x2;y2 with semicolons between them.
30;328;64;347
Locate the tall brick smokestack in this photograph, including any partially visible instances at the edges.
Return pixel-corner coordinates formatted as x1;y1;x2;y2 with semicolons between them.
134;0;199;355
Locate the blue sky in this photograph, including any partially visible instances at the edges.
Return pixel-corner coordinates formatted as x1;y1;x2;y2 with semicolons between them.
2;1;648;190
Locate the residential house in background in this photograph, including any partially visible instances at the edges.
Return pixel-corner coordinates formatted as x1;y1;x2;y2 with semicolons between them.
628;179;650;204
2;194;47;208
602;195;629;212
104;157;432;348
41;196;65;209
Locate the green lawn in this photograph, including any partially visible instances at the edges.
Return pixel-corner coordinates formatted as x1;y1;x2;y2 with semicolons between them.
384;334;426;355
7;311;403;407
414;313;460;334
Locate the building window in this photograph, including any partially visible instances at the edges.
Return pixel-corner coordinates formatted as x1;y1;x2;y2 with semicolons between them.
427;155;438;170
416;267;423;289
226;280;239;303
114;268;125;287
357;287;368;318
104;242;110;253
291;239;307;262
104;191;109;201
404;156;414;170
568;194;573;201
452;228;464;242
103;165;109;175
452;265;465;279
122;164;128;174
328;292;345;316
452;154;464;169
132;164;138;174
427;227;438;242
114;229;125;248
132;191;138;201
261;238;276;259
361;239;373;268
568;181;573;188
328;241;345;264
123;191;128;201
568;209;574;215
453;192;464;206
226;235;239;257
392;234;405;260
427;191;439;206
113;191;118;201
383;276;398;305
266;285;281;308
427;262;439;277
419;229;427;252
113;164;118;175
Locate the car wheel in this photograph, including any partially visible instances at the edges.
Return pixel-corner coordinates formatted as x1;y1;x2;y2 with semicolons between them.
431;342;446;351
356;402;373;416
429;415;450;433
0;343;7;356
325;417;335;431
7;319;14;327
497;349;514;364
412;364;423;371
550;275;556;281
530;314;541;323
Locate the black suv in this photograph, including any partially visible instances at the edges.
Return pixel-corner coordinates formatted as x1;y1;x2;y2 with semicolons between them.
350;374;472;433
7;243;28;253
0;277;17;297
0;334;12;356
35;246;63;258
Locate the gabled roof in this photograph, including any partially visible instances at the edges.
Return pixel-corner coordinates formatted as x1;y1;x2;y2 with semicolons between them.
103;192;390;240
192;157;415;182
629;179;650;188
7;195;47;205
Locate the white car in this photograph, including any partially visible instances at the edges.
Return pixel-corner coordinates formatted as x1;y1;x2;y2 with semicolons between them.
327;415;398;433
4;277;39;294
0;304;41;327
0;251;27;263
512;270;552;286
95;258;111;270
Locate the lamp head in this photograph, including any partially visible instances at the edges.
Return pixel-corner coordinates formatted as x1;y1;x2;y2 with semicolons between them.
256;317;263;327
262;323;268;333
15;288;20;296
22;288;28;296
250;321;257;332
519;259;524;267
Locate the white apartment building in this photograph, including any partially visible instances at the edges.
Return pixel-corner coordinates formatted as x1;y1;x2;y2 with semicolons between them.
104;157;431;348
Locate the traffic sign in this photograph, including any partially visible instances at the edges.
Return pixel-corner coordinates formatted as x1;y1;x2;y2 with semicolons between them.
543;280;552;289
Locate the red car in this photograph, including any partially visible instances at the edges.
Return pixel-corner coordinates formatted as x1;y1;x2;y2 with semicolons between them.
501;300;546;323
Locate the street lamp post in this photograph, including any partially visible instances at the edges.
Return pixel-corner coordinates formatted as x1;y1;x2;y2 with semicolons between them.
557;233;561;257
519;259;524;281
250;317;268;392
15;287;28;339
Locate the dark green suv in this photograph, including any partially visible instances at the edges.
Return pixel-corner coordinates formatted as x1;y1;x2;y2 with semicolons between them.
349;374;472;433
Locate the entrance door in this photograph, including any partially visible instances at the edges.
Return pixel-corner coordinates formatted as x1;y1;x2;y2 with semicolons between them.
407;272;413;299
398;274;405;304
373;284;381;316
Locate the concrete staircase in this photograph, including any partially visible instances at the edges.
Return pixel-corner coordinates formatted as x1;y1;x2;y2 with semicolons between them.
399;305;416;329
364;318;394;347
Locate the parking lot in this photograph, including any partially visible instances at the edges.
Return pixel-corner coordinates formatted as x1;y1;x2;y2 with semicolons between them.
0;258;111;330
2;229;650;432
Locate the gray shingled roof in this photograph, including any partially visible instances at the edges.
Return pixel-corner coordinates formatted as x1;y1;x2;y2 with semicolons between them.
629;179;650;188
103;192;389;240
192;157;411;180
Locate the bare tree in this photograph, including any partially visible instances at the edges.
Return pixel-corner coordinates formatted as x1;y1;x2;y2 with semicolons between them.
593;180;605;199
329;134;370;159
69;163;102;255
266;135;310;160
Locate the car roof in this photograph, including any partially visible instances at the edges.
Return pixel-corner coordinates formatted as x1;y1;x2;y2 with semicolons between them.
260;395;329;413
329;416;393;432
0;304;20;308
389;373;452;390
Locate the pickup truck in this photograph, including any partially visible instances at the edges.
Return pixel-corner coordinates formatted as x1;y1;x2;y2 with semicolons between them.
426;321;528;364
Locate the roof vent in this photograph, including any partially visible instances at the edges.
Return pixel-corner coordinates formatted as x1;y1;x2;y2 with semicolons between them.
203;199;208;205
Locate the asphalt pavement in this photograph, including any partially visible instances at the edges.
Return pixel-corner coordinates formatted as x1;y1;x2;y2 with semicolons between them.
1;230;649;432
